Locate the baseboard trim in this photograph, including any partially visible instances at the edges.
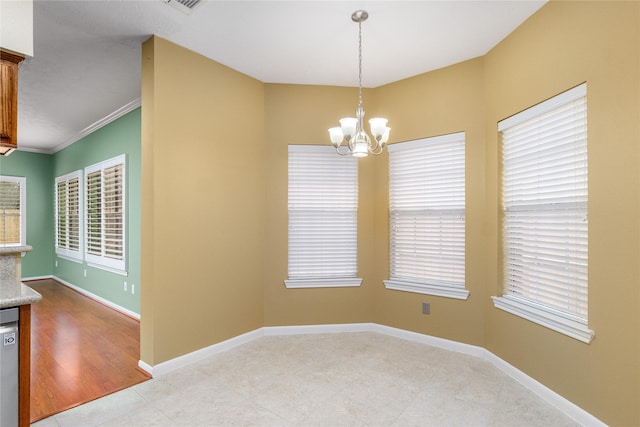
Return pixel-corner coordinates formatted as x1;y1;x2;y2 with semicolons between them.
371;323;488;358
22;275;54;282
51;276;140;320
482;351;605;427
140;323;604;426
143;328;265;377
263;322;374;336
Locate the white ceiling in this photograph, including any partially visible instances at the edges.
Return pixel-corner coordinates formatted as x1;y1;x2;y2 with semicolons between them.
15;0;546;154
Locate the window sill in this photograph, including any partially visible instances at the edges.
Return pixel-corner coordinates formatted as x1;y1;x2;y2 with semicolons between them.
383;279;469;300
86;261;128;277
492;295;594;344
285;278;362;289
56;253;83;264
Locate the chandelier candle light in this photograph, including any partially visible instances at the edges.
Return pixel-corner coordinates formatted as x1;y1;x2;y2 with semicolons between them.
329;10;390;157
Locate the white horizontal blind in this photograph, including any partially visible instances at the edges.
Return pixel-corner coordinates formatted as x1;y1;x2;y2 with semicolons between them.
388;133;465;290
55;171;82;260
85;155;126;273
500;83;588;320
288;145;358;281
0;176;25;246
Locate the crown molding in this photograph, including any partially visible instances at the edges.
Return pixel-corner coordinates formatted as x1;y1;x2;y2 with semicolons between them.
17;98;141;155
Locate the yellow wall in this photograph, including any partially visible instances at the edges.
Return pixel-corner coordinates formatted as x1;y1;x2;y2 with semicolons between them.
141;36;265;364
262;84;376;325
483;2;639;425
140;1;639;424
370;58;487;347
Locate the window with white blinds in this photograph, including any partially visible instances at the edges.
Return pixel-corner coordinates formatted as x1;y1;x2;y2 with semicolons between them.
285;145;361;288
492;83;593;343
384;132;468;300
55;171;83;261
0;176;26;247
85;155;126;274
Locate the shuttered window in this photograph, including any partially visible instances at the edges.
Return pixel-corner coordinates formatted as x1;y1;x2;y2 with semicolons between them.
0;176;26;246
85;155;126;274
285;145;361;288
55;171;82;261
492;83;593;343
384;133;468;299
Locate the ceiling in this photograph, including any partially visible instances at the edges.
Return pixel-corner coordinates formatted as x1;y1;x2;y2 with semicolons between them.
15;0;546;154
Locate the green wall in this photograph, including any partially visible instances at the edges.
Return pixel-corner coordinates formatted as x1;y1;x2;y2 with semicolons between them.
0;151;54;278
52;107;141;314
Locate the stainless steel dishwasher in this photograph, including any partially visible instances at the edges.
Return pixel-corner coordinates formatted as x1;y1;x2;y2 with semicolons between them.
0;307;19;427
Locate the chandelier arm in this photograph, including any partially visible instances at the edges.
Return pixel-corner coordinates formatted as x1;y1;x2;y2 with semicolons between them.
368;143;385;155
335;145;352;156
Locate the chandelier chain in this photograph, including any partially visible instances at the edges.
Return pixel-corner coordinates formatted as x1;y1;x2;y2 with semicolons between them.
358;20;363;109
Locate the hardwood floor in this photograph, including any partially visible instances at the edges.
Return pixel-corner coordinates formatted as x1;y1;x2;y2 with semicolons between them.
27;279;150;423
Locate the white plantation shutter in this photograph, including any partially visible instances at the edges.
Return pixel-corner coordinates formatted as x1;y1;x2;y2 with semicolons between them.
0;176;25;246
86;170;102;256
286;145;360;288
493;83;593;343
384;133;467;299
104;164;124;259
55;171;82;260
85;155;126;274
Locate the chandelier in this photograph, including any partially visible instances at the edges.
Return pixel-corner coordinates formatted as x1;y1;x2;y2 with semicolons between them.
328;10;390;157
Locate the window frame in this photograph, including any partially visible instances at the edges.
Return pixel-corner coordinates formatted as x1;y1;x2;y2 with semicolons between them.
384;132;468;300
492;83;593;344
285;145;361;288
0;175;26;247
55;170;83;262
84;154;127;275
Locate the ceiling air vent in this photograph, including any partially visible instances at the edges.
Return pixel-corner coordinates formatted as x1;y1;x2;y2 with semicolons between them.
163;0;201;14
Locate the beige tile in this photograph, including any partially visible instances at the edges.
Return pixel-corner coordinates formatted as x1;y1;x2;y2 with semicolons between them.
97;403;174;427
30;416;60;427
394;392;493;427
33;332;583;427
52;387;146;427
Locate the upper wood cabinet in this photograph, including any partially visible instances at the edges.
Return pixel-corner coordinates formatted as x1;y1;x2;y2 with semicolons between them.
0;51;24;156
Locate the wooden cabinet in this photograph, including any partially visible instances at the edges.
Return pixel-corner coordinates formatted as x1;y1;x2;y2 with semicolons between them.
18;304;31;427
0;51;24;155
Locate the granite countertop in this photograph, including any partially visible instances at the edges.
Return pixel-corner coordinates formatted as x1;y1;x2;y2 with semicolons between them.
0;245;33;255
0;279;42;308
0;245;41;308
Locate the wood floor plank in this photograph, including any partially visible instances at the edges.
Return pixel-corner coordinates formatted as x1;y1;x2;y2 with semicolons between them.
27;279;150;422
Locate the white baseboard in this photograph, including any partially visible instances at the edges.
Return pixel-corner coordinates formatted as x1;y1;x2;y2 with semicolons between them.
371;323;488;358
22;275;54;282
137;360;153;376
52;275;140;320
143;328;264;377
141;322;605;426
483;351;606;427
263;322;373;336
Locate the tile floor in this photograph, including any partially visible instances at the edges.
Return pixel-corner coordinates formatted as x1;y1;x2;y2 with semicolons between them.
32;332;581;427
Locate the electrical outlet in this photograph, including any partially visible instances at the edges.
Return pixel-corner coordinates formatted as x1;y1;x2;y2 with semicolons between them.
55;260;58;268
124;282;127;292
84;269;87;278
422;302;430;315
131;284;135;294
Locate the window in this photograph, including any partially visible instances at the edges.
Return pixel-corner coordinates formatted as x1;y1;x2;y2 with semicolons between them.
384;132;467;299
55;171;83;261
85;155;126;274
492;83;593;343
285;145;361;288
0;176;26;246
